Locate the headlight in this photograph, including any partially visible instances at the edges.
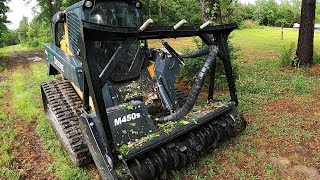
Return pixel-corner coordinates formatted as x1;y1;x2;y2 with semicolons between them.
135;1;141;8
84;1;93;8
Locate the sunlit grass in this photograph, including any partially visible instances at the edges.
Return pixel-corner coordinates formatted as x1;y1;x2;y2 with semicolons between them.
0;78;20;180
0;44;41;56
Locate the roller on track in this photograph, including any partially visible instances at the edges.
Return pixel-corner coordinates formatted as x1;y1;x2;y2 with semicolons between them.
41;0;247;179
41;80;92;165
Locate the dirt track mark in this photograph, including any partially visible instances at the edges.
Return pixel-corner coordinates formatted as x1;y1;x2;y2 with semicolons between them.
13;121;56;179
0;52;56;179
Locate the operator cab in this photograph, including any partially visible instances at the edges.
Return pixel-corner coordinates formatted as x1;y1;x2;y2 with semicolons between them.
86;1;145;83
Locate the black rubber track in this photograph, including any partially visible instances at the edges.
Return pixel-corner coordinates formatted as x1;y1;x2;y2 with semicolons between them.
41;79;92;166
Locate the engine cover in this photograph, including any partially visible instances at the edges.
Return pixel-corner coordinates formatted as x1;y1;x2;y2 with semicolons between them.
106;101;156;147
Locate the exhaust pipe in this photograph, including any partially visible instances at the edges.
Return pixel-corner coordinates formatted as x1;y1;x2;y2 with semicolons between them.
156;45;219;123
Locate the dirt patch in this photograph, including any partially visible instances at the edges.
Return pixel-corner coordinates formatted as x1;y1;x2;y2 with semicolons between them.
87;164;101;180
13;121;56;179
258;151;319;179
309;64;320;74
270;156;290;167
0;50;44;71
261;98;317;119
292;165;320;179
281;64;320;78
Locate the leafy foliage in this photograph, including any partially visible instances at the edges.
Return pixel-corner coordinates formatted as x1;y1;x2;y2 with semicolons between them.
141;0;202;25
18;17;29;44
0;0;10;47
0;0;9;31
0;29;19;47
178;39;239;89
26;18;52;47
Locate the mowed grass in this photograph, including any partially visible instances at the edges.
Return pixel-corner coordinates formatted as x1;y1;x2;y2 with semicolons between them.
0;80;20;179
173;27;320;179
1;26;320;179
232;27;320;51
0;44;40;56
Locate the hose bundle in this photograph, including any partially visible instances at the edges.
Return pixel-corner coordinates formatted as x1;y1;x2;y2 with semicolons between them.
157;45;219;123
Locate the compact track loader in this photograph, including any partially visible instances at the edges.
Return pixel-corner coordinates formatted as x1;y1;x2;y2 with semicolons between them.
41;0;246;179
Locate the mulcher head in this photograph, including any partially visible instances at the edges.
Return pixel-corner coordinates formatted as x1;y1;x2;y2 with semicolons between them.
42;1;247;179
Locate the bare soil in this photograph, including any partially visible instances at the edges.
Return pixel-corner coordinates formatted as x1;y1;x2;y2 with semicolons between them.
0;50;56;179
12;121;56;179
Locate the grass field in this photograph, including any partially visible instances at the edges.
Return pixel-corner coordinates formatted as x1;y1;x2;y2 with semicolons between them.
0;27;320;179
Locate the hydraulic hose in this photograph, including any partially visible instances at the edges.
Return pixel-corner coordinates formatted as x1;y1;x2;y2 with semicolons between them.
180;47;209;58
156;45;219;123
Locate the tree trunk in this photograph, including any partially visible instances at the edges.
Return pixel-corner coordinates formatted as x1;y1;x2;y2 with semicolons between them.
56;0;61;12
157;0;162;25
296;0;316;66
200;0;212;22
48;0;53;21
147;0;151;18
200;0;222;23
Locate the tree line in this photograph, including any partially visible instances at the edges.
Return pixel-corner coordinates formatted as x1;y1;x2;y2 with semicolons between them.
0;0;319;48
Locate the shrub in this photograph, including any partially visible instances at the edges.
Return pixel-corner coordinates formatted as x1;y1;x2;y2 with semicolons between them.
279;43;295;67
240;20;260;29
178;39;239;90
314;52;320;64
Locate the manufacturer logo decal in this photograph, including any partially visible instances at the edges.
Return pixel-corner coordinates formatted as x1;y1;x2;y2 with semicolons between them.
54;57;64;72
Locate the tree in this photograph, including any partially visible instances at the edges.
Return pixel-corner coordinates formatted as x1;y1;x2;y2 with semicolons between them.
18;17;29;43
157;0;162;25
48;0;53;22
296;0;316;66
254;0;278;26
0;0;9;40
0;30;19;47
200;0;240;24
276;1;296;27
56;0;61;12
146;0;151;18
200;0;222;23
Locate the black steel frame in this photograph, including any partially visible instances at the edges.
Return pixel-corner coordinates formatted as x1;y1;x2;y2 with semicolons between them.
78;22;239;171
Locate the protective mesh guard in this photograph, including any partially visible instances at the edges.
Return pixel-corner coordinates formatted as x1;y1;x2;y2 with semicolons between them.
95;41;145;82
89;1;144;82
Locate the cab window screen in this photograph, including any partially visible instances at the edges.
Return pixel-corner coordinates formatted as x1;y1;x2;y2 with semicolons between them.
89;2;141;27
88;2;144;82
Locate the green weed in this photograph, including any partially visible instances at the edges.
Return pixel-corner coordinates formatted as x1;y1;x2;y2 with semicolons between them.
263;163;277;177
280;43;295;67
313;52;320;64
0;80;21;179
240;20;261;29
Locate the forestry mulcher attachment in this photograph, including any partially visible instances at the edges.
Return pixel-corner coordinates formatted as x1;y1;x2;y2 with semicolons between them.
41;0;246;179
